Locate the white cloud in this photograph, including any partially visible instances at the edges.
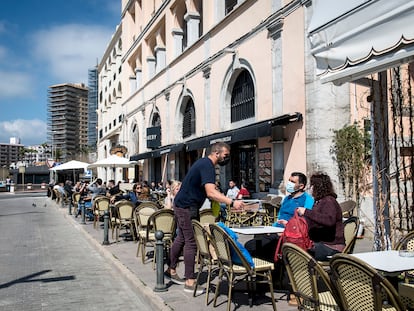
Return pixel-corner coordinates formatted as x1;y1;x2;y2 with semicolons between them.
31;24;114;84
0;70;34;97
0;119;47;145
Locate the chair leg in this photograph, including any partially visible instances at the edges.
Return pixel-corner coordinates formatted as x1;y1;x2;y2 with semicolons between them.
227;272;233;311
267;271;277;311
213;269;223;308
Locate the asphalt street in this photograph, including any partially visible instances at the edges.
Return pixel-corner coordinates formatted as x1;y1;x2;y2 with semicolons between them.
0;192;153;311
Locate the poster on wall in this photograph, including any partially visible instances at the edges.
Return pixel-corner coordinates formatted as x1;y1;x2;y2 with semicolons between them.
258;148;272;192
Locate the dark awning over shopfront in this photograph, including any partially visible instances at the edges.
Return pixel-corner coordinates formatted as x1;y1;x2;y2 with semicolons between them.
130;113;301;160
309;0;414;85
130;143;184;161
185;112;302;152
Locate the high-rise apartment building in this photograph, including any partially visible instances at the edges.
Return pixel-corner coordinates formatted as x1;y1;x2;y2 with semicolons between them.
88;67;98;149
47;83;88;162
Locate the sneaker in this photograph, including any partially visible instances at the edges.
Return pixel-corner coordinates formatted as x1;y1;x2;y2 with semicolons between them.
164;271;185;285
184;283;205;295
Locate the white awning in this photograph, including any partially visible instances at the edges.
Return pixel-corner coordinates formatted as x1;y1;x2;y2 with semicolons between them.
309;0;414;84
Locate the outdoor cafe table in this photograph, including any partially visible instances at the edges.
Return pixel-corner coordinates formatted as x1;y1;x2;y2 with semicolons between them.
231;226;285;235
351;250;414;274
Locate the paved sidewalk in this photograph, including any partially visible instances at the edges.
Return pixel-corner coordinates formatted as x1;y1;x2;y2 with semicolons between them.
49;197;374;311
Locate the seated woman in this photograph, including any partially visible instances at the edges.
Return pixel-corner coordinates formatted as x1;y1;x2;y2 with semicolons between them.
297;172;345;261
164;180;181;209
112;182;143;207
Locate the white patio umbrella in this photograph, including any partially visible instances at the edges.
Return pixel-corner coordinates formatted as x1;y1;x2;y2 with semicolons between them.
50;160;90;183
50;160;90;171
87;154;137;169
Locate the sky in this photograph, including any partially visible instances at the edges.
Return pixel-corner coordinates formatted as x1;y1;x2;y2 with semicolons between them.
0;0;120;146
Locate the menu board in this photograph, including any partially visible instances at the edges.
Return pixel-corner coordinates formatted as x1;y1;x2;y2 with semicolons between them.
258;148;272;192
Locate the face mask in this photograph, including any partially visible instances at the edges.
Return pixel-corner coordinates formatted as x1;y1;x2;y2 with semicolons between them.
218;155;230;166
285;181;297;193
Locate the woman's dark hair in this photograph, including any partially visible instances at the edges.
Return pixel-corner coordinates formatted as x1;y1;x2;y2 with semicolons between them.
310;172;337;200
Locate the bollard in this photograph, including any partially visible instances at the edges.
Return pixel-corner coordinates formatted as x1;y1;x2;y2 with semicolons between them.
81;200;86;224
68;200;72;215
153;230;168;292
102;211;110;245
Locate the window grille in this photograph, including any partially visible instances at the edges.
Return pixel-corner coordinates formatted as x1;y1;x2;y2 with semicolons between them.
231;70;255;123
182;99;195;138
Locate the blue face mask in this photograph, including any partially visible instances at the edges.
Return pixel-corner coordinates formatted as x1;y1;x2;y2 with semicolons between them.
286;181;296;194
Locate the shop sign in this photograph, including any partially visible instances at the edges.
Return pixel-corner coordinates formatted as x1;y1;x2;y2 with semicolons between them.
147;126;161;149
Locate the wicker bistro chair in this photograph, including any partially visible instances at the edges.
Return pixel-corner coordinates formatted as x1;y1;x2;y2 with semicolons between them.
135;204;158;263
72;192;81;213
282;243;340;311
200;209;217;225
395;230;414;309
330;253;406;311
146;209;176;270
93;196;110;229
192;220;218;305
111;200;136;242
339;200;356;218
318;217;360;270
208;223;277;311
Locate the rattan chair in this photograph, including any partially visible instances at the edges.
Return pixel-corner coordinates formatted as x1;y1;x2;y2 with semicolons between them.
319;216;360;269
208;223;277;311
134;204;158;263
192;220;218;304
200;209;217;224
93;196;110;229
282;243;340;311
330;253;406;311
146;209;176;269
395;230;414;309
111;200;136;242
72;192;81;213
339;200;356;218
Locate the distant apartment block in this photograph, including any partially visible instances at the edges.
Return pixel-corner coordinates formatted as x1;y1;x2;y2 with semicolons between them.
0;137;23;167
47;83;88;162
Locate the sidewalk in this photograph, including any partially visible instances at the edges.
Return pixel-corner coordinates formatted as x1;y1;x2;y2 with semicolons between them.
50;197;374;311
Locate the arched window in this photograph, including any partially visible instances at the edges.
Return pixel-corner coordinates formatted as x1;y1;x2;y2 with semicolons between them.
152;111;161;127
231;70;255;123
182;98;195;138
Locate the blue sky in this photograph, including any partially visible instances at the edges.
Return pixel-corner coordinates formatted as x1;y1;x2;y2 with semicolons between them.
0;0;120;146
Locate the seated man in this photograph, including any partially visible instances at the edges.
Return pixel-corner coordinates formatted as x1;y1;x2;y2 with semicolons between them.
244;172;314;262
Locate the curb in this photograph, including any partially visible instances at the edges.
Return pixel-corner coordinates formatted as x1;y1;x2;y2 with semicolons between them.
56;201;172;311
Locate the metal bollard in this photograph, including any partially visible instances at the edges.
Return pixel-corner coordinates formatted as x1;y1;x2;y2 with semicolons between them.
153;230;168;292
102;211;110;245
68;200;72;215
81;200;86;224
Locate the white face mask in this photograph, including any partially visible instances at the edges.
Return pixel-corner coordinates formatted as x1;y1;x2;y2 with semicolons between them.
286;181;296;193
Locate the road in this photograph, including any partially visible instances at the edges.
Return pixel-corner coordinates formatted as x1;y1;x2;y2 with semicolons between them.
0;193;153;311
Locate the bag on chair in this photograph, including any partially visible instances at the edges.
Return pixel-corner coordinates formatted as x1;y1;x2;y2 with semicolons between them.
274;209;313;262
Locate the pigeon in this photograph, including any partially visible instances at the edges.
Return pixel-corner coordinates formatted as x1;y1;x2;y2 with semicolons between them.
32;203;37;207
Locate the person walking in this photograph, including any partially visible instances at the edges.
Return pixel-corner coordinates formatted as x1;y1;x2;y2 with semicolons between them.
165;142;244;294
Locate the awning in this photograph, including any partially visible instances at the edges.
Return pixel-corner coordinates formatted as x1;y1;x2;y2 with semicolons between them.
130;143;184;161
309;0;414;84
185;113;302;152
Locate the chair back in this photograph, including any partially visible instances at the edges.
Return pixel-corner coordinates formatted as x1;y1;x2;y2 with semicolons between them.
115;200;135;220
330;253;405;311
282;243;340;311
339;200;356;218
192;220;213;260
135;205;158;230
395;230;414;251
137;201;161;210
72;192;81;205
148;209;175;239
200;209;217;224
395;230;414;282
343;216;359;254
95;196;110;212
209;223;250;271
